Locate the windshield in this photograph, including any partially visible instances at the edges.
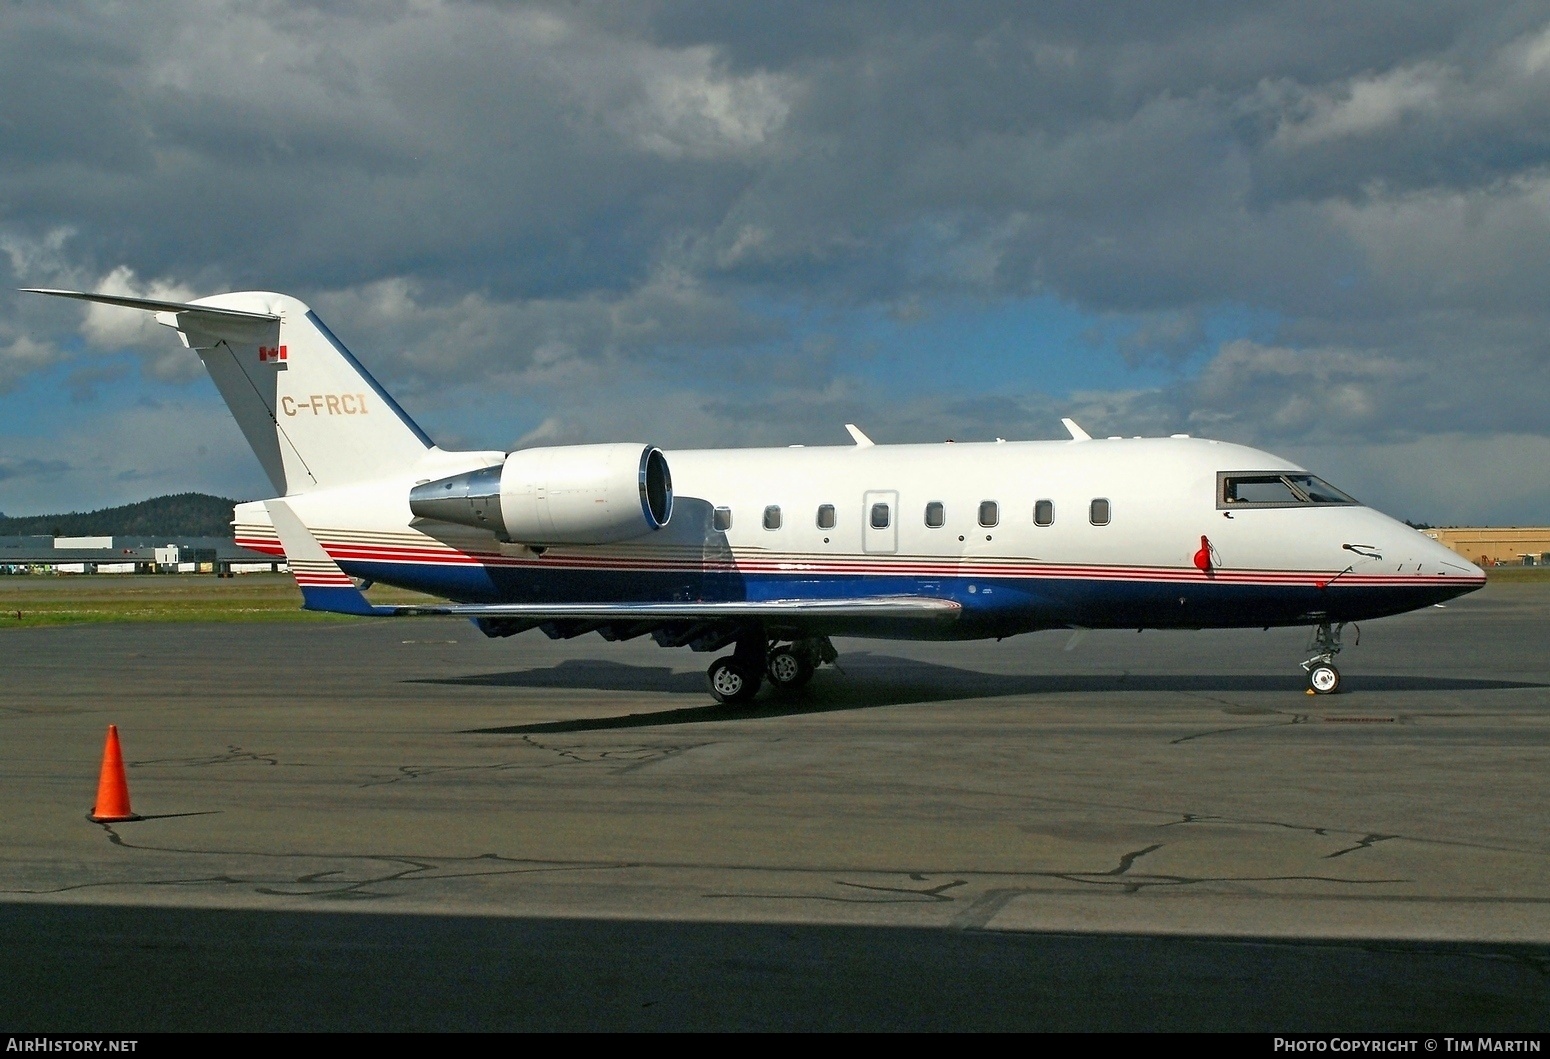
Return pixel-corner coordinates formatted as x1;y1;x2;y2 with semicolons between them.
1219;472;1359;508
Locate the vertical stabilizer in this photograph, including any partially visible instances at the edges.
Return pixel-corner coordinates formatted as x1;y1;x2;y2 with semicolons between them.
177;292;433;494
23;288;433;494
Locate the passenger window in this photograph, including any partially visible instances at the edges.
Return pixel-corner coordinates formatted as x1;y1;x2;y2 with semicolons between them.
763;505;782;530
978;501;999;528
1089;498;1110;526
1034;499;1054;527
713;506;733;531
925;501;945;528
816;504;836;529
870;503;891;530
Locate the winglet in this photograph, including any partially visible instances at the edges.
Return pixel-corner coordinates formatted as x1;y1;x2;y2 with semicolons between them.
844;424;875;447
1060;417;1091;441
265;500;390;616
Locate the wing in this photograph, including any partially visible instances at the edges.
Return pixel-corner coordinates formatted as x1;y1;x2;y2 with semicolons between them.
265;500;961;623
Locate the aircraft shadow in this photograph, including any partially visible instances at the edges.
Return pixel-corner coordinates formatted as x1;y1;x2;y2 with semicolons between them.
428;659;706;694
438;656;1549;735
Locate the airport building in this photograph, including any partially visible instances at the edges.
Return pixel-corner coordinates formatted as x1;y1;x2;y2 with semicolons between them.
1422;527;1550;566
0;535;284;575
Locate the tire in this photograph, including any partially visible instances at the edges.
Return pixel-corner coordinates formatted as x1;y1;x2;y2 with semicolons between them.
766;646;814;690
1307;663;1341;695
707;657;761;705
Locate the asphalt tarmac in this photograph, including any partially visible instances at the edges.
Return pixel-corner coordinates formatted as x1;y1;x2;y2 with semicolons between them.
2;580;1548;1031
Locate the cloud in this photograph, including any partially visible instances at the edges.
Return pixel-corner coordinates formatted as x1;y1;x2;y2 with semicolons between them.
0;336;62;394
5;2;1550;520
78;266;197;354
1270;63;1452;148
0;457;71;484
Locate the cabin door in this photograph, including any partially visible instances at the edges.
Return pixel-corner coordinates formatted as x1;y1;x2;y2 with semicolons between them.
862;490;899;554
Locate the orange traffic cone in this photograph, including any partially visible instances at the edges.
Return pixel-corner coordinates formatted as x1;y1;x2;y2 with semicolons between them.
88;725;141;823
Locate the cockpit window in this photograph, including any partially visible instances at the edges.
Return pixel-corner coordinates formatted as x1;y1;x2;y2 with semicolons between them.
1222;475;1302;504
1218;472;1359;509
1286;475;1358;505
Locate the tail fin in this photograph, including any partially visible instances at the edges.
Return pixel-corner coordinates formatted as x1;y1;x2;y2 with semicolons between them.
23;288;433;494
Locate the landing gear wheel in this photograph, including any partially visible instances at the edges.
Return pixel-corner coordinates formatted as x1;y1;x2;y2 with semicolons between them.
766;646;814;690
1307;662;1341;695
707;656;762;705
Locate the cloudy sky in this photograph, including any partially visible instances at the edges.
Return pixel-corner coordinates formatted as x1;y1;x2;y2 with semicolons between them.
5;1;1550;524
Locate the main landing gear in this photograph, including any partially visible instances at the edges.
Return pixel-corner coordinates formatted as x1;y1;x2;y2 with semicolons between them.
707;636;837;705
1300;620;1348;695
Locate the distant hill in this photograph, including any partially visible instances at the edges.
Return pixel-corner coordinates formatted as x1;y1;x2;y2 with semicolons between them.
0;493;242;538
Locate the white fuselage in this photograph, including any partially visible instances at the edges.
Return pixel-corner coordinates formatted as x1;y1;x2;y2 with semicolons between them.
236;435;1484;638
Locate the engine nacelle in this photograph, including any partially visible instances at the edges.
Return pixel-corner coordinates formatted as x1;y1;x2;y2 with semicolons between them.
409;443;672;546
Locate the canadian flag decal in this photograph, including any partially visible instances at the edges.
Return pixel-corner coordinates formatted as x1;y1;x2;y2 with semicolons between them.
258;345;288;363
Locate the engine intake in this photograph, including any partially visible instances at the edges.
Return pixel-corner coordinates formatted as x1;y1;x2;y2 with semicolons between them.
409;443;672;546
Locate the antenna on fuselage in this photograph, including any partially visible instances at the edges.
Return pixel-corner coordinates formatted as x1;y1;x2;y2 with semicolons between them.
1060;417;1092;441
845;424;875;447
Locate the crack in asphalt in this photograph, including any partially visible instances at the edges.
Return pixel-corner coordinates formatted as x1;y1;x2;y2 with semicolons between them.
0;826;639;901
133;746;289;768
0;825;1417;908
717;876;973;905
1157;814;1420;862
1325;833;1399;859
708;843;1406;911
1171;713;1310;744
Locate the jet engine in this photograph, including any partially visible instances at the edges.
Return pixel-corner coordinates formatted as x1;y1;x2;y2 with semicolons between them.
409;443;672;545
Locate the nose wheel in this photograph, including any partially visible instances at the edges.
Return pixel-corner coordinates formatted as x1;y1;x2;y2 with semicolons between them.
1306;661;1341;695
1300;620;1351;695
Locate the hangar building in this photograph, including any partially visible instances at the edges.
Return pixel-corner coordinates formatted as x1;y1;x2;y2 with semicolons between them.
1422;527;1550;567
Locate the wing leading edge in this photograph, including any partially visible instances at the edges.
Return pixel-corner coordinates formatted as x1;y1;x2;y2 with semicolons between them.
264;501;961;621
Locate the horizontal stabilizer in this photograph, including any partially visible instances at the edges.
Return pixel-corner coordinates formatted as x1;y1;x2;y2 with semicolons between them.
20;288;279;321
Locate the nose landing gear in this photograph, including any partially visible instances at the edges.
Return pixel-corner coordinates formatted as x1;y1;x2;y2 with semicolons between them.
1300;620;1349;694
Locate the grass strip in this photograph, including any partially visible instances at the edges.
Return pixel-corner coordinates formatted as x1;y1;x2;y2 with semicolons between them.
0;574;439;629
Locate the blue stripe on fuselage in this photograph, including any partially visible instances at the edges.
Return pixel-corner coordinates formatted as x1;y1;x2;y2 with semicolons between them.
331;558;1478;635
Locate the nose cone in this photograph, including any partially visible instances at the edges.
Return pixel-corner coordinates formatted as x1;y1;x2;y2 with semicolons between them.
1386;528;1486;605
1413;531;1486;581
